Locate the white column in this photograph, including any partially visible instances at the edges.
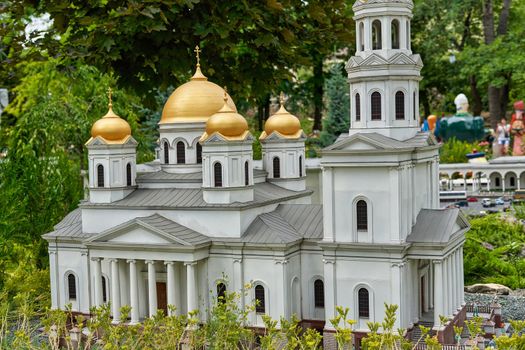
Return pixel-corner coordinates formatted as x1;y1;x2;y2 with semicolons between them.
456;250;462;311
433;260;444;329
185;262;198;313
165;261;179;316
322;167;335;241
364;17;371;51
233;258;244;311
92;257;103;307
451;252;458;313
49;251;59;309
323;257;336;330
146;260;157;317
442;257;448;317
518;178;522;190
128;259;139;324
400;18;408;50
391;263;402;329
447;255;454;316
274;258;288;320
460;246;465;305
110;259;121;323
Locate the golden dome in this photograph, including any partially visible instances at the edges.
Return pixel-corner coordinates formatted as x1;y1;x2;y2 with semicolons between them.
260;93;303;140
201;92;249;141
90;89;132;143
160;57;237;123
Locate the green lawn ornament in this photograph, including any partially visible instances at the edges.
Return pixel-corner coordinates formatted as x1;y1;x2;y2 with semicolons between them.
438;94;485;142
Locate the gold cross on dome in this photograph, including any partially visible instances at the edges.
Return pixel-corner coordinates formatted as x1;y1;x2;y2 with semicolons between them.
194;45;202;67
279;91;285;106
223;86;228;102
107;87;113;108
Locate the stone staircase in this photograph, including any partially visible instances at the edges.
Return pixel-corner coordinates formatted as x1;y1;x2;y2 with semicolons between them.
411;320;435;344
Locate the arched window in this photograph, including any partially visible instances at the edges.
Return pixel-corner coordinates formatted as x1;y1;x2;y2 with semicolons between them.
255;285;266;314
273;157;281;178
67;273;77;300
413;91;417;120
371;92;381;120
372;20;382;50
299;156;303;177
217;282;226;304
196;143;202;164
395;91;405;120
214;162;223;187
358;288;370;318
126;163;132;186
245;161;250;186
511;176;516;187
359;22;364;51
164;141;169;164
97;164;104;188
314;279;324;308
355;93;361;121
495;177;501;187
406;21;410;50
391;19;400;49
176;141;185;164
102;276;108;303
356;200;368;231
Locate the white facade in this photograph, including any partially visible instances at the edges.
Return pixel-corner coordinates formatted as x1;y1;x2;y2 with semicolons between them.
45;0;468;346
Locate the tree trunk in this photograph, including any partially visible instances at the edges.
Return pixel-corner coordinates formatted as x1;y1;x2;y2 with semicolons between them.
482;0;495;44
312;53;324;132
257;95;271;131
469;75;483;116
488;86;502;129
499;76;511;119
497;0;512;36
257;104;264;131
421;89;431;118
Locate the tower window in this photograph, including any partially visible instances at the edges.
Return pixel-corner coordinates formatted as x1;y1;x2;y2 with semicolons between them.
214;162;223;187
273;157;281;178
359;22;364;51
355;93;361;121
217;282;226;304
244;161;249;186
413;91;417;120
395;91;405;120
356;200;368;231
102;276;108;303
255;285;266;314
176;141;185;164
358;288;370;318
371;92;381;120
126;163;132;186
372;20;382;50
299;156;303;177
97;164;104;188
67;273;77;300
196;143;202;164
164;141;169;164
314;279;324;308
391;19;400;49
406;21;410;50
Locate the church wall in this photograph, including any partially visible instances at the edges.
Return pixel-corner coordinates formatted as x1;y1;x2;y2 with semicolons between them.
56;246;90;313
305;168;322;204
299;248;324;321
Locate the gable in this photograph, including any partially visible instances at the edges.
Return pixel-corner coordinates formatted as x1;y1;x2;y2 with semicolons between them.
340;139;380;151
325;134;386;151
106;226;172;244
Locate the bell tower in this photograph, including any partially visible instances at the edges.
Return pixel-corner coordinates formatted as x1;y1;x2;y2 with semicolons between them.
347;0;422;141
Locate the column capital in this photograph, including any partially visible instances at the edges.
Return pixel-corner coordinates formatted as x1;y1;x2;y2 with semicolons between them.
391;262;405;268
233;257;243;264
127;259;137;264
322;258;336;265
49;250;57;255
108;258;119;263
91;257;103;262
164;261;175;266
274;258;289;265
432;259;443;265
145;260;156;265
184;261;198;267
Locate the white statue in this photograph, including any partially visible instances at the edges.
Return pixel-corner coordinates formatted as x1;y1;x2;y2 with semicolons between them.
454;93;469;114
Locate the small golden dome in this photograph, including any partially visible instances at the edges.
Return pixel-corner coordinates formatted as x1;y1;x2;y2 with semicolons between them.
200;91;249;141
90;89;131;143
260;93;302;140
160;46;237;124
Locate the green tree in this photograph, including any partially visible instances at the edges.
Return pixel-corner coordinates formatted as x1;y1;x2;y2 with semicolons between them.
320;63;350;147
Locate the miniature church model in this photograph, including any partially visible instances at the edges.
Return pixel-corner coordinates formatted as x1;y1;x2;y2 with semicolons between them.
44;0;469;347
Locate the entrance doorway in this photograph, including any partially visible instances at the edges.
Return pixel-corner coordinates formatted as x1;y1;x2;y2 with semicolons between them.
157;282;168;315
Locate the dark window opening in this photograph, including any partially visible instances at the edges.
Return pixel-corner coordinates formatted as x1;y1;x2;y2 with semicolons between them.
372;20;382;50
97;164;104;188
356;200;368;231
355;93;361;121
245;161;249;186
395;91;405;120
511;177;516;187
196;143;202;164
495;177;501;187
314;279;325;308
255;285;265;314
413;91;417;120
371;92;381;121
359;22;364;51
126;163;132;186
176;141;185;164
299;156;303;177
102;276;107;303
358;288;370;318
68;274;77;300
164;141;169;164
217;283;226;304
214;162;223;187
391;19;400;49
273;157;281;178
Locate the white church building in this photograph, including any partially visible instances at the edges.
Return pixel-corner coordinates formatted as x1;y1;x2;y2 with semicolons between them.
44;0;469;347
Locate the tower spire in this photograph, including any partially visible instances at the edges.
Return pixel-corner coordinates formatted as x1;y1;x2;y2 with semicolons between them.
107;87;113;109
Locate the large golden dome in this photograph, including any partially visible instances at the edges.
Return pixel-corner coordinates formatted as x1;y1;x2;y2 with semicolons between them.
160;66;237;124
90;100;132;143
200;93;249;141
260;94;303;140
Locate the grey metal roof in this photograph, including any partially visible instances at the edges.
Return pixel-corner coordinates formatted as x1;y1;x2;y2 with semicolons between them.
133;214;210;246
81;182;311;209
325;132;435;151
44;208;87;239
276;204;323;240
136;169;267;183
407;208;468;244
242;212;302;244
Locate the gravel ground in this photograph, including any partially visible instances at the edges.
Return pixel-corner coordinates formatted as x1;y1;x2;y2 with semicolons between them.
465;292;525;321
